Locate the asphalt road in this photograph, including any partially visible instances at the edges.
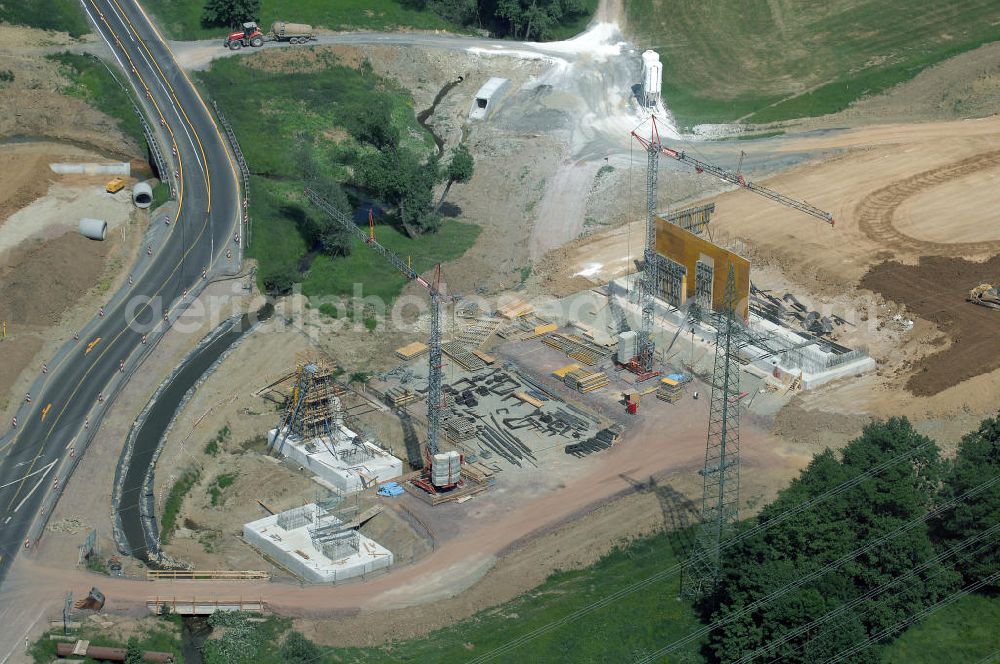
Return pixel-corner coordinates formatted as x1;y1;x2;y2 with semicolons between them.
0;0;240;588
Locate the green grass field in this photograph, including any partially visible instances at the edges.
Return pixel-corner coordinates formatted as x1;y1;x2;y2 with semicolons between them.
320;529;704;662
199;53;477;300
627;0;1000;127
0;0;89;37
197;54;432;178
302;220;480;304
49;52;146;149
882;593;1000;663
30;619;183;664
148;0;461;40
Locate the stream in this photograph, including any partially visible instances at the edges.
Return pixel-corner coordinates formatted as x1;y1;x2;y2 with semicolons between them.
416;77;463;155
118;304;273;562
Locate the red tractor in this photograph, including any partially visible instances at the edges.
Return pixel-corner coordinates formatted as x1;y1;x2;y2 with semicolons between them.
224;22;264;50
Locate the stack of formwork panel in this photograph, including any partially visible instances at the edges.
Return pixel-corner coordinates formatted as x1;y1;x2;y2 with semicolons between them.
441;341;487;371
656;377;684;403
445;417;477;441
455;318;503;348
552;362;582;379
543;333;613;366
461;461;494;484
496;298;534;319
395;342;428;360
563;368;609;393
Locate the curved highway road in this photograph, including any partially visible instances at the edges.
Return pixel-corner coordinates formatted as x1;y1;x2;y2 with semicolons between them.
0;0;241;587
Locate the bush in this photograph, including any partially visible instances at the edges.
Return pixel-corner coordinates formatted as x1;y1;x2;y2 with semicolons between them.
160;469;200;543
280;631;323;663
262;264;298;296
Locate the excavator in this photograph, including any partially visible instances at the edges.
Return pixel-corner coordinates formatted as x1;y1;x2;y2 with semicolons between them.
968;283;1000;309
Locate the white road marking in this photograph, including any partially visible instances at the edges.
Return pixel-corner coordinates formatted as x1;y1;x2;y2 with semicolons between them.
104;0;206;177
0;460;57;490
12;462;57;513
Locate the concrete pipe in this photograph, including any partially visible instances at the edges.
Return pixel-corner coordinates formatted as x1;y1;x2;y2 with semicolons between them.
79;218;108;241
132;180;153;208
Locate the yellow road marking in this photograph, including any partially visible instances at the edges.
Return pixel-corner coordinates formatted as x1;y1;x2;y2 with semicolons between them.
39;404;51;422
112;0;212;211
85;337;101;354
0;0;197;497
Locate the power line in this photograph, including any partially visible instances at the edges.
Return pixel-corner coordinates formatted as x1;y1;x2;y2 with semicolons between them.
466;439;939;662
740;522;1000;663
972;648;1000;664
822;571;1000;664
634;473;1000;663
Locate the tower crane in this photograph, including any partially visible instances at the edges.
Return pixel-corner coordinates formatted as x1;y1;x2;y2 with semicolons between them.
627;115;834;373
305;189;444;462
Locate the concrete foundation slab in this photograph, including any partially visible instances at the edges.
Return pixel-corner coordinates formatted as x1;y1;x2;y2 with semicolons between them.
608;274;874;389
268;425;403;494
244;503;393;583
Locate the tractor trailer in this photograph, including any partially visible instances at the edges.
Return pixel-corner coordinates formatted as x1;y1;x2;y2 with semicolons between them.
224;21;316;50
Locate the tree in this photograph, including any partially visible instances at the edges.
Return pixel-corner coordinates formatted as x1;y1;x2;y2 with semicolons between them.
356;147;442;236
428;0;479;25
707;418;956;663
345;102;399;151
435;142;474;213
201;0;260;29
493;0;585;40
306;177;353;258
124;638;144;664
280;631;322;664
936;411;1000;590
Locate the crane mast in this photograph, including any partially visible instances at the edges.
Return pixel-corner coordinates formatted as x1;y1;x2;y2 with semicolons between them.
627;116;834;377
305;189;443;457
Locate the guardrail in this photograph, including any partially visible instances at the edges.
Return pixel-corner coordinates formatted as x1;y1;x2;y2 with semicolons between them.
211;100;252;248
97;57;171;189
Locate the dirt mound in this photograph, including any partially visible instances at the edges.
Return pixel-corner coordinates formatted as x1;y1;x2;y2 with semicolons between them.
0;149;55;223
861;254;1000;396
0;232;108;326
0;334;43;411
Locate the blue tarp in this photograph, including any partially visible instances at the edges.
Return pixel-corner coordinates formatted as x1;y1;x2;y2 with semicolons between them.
667;373;688;383
377;482;405;497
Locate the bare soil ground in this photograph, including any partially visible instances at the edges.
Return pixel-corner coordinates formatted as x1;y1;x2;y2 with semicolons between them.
0;144;56;223
545;115;1000;411
0;26;145;427
0;158;142;424
861;254;1000;396
0;25;138;157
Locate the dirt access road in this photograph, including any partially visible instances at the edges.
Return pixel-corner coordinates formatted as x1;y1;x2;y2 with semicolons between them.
1;372;808;643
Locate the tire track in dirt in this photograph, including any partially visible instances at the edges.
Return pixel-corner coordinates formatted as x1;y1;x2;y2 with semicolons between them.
856;149;1000;256
861;253;1000;396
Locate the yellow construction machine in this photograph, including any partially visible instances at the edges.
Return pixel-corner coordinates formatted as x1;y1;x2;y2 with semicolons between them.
968;283;1000;310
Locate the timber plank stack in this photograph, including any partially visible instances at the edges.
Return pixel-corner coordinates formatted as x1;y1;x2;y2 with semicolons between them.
386;387;423;408
563;368;609;393
542;332;613;366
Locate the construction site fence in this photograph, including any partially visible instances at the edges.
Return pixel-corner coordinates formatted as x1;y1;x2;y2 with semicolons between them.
147;596;267;615
146;570;270;580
